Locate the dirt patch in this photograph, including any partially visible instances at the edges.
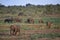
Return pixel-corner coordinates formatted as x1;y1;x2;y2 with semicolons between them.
0;29;60;40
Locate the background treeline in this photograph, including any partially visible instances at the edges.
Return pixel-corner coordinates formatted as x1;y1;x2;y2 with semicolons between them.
0;3;60;17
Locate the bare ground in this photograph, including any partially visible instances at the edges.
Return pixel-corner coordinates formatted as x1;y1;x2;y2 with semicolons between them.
0;29;60;40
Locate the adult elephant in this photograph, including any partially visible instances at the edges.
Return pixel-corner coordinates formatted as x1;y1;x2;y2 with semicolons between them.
10;24;20;36
27;18;34;24
4;18;13;23
14;18;22;23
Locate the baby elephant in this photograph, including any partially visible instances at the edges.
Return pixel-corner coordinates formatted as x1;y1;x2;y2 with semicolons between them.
46;22;52;28
10;24;20;36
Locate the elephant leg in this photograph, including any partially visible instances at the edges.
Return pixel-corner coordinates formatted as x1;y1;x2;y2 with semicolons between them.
15;31;20;36
10;30;14;35
8;21;9;23
15;29;20;36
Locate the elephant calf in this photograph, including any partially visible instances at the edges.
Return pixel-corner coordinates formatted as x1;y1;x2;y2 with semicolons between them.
46;22;52;28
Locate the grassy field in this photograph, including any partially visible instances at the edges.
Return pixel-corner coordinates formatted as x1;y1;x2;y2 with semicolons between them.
0;4;60;40
0;17;60;40
0;29;60;40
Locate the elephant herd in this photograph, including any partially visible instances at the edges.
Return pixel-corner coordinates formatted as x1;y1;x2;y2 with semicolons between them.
4;18;44;24
10;22;52;36
4;18;52;36
9;19;52;36
4;18;22;23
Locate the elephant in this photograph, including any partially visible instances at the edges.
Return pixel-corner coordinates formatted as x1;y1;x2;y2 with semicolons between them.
10;25;20;36
15;18;22;23
46;21;52;28
4;18;13;23
27;18;34;24
39;19;44;23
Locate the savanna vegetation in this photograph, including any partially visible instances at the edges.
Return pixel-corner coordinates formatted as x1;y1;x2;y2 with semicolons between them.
0;3;60;40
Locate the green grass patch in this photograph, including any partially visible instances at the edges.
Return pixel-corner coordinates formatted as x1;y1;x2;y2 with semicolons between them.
42;17;60;24
30;33;60;40
21;25;35;30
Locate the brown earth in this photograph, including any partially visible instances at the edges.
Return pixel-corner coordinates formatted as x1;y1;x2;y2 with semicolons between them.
0;29;60;40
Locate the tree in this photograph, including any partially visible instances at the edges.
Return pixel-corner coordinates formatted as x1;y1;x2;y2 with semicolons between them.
0;3;5;7
26;3;34;7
